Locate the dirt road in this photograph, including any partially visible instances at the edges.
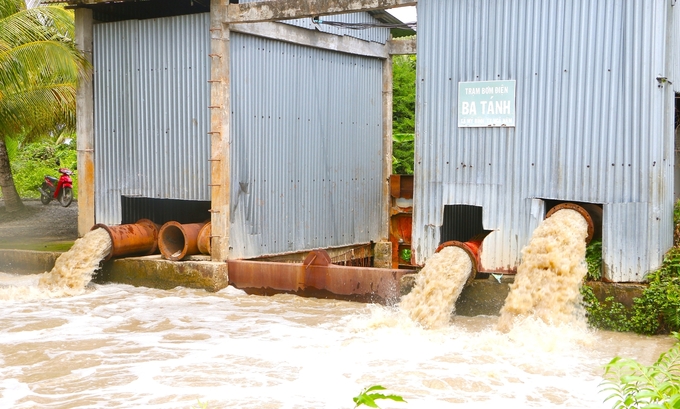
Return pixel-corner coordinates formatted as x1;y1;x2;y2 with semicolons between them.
0;199;78;250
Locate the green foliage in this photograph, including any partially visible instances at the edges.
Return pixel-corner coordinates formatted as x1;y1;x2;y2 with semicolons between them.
601;332;680;409
582;247;680;335
627;248;680;335
8;137;78;199
392;133;414;175
391;55;416;176
353;385;406;408
392;55;416;134
0;0;88;138
586;239;603;281
581;285;631;332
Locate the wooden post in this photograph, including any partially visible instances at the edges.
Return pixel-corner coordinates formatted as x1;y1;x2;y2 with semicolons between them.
209;0;231;261
75;8;95;237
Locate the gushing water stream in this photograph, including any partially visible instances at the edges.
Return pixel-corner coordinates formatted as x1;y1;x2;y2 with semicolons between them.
399;246;472;329
0;228;112;301
498;209;590;332
0;210;674;407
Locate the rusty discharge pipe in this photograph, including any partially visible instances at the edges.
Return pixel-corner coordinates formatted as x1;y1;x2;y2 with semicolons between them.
158;221;207;261
545;202;602;244
197;222;211;255
92;219;160;260
435;234;486;286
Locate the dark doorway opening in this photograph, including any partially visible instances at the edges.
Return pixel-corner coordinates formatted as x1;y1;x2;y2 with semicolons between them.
121;196;210;226
440;205;489;244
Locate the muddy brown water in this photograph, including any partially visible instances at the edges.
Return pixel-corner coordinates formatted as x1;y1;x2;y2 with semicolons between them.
0;209;675;408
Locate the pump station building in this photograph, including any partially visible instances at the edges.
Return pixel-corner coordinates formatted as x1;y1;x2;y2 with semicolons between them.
58;0;680;287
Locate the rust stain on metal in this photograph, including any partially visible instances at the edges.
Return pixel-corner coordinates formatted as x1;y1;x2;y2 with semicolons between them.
93;219;160;260
158;221;207;261
228;249;406;301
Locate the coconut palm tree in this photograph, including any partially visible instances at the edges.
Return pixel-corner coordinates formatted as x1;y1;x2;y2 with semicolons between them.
0;0;88;212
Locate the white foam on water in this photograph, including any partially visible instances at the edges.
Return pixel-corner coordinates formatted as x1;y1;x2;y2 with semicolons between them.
0;208;669;408
0;228;111;302
0;281;673;409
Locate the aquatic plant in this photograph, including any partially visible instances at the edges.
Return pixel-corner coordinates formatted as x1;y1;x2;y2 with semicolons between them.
353;385;406;408
601;332;680;409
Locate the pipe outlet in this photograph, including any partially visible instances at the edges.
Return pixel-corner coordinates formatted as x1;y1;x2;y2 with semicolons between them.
197;222;211;255
92;219;160;260
545;202;602;244
158;221;207;261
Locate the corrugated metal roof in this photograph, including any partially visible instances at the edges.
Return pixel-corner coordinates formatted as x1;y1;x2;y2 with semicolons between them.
414;0;674;281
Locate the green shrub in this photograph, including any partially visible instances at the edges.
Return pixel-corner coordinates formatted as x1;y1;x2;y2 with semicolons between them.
601;332;680;409
627;248;680;335
583;247;680;335
586;239;603;281
581;286;631;332
393;133;414;175
583;201;680;335
8;137;78;199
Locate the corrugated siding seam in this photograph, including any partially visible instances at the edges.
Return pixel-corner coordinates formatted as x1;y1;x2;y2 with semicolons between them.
94;13;210;225
673;1;680;93
415;0;673;281
229;33;384;259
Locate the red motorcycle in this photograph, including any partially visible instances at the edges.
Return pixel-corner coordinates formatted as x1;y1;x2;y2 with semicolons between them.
39;168;74;207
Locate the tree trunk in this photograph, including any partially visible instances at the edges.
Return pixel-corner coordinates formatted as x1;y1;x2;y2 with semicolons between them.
0;137;24;213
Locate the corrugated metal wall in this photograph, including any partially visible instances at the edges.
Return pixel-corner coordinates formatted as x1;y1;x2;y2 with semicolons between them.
415;0;675;281
229;33;384;259
93;13;211;225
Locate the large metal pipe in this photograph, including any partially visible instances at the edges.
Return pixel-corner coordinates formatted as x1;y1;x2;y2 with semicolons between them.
197;222;211;255
93;219;160;260
158;221;207;261
435;235;484;286
545;202;603;243
227;249;407;302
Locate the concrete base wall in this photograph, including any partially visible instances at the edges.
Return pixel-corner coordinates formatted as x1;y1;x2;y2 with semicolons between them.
96;256;229;292
0;250;63;274
0;250;649;316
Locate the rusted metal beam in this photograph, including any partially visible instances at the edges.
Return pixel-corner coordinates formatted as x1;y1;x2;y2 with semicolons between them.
228;250;407;302
226;0;418;23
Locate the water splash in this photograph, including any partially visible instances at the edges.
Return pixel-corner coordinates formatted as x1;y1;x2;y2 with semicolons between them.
399;246;473;329
497;209;589;332
0;228;112;301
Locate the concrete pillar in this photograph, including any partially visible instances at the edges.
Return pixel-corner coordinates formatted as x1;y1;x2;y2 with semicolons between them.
75;8;94;237
209;1;231;261
381;50;394;241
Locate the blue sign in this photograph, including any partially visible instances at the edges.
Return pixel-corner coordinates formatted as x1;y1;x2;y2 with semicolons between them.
458;80;516;128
